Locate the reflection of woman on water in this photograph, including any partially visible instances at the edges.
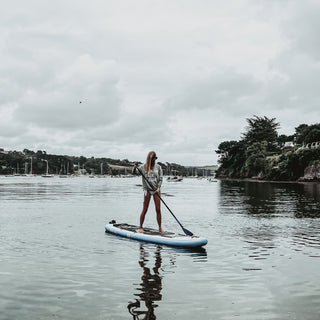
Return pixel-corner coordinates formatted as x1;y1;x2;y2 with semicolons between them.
128;245;162;320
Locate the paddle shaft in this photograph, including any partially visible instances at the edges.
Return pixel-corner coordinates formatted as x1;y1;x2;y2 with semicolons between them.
134;165;193;236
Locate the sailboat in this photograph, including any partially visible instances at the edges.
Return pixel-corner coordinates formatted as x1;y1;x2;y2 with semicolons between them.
21;162;28;176
14;163;21;176
26;157;34;176
166;169;183;182
42;160;54;178
59;163;68;178
96;162;107;178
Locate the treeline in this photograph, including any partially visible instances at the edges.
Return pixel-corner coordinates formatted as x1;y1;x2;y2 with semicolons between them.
215;116;320;181
0;148;198;176
0;149;117;175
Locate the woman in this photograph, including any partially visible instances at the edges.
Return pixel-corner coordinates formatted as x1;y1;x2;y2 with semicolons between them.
133;151;164;233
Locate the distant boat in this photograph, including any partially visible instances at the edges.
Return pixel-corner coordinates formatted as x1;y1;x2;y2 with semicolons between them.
121;174;135;178
42;174;54;178
42;160;54;178
167;176;183;182
97;162;107;177
14;163;21;176
88;168;95;178
59;163;69;178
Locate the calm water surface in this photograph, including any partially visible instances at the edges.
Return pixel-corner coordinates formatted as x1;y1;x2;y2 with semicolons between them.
0;176;320;320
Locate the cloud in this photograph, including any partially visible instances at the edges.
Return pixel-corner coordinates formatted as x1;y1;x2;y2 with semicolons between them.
281;1;320;60
0;103;26;138
1;0;320;165
164;69;262;116
9;54;122;130
258;1;320;116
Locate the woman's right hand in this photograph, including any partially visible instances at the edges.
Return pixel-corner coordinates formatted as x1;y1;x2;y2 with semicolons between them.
133;161;139;169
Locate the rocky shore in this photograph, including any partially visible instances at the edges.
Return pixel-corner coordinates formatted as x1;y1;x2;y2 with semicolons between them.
217;165;320;183
298;165;320;182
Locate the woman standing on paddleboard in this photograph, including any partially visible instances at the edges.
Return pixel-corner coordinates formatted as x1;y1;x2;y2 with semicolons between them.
133;151;164;233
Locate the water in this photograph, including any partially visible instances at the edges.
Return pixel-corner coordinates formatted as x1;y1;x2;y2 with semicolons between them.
0;176;320;320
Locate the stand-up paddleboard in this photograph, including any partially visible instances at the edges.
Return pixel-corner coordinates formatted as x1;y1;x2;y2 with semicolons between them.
105;220;208;248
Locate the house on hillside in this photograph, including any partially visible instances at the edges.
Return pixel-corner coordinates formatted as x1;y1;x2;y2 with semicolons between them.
282;141;295;153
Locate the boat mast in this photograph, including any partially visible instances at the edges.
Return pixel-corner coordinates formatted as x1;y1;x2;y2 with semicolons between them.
29;157;33;175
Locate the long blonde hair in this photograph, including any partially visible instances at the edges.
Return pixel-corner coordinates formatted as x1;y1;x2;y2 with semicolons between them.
144;151;157;173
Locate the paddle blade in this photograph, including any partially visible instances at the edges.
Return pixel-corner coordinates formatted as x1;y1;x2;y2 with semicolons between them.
183;227;194;236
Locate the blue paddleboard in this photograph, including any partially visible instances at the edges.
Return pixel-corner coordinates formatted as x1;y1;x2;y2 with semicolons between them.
105;221;208;248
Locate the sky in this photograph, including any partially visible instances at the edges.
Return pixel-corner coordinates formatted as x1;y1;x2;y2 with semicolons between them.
1;0;320;166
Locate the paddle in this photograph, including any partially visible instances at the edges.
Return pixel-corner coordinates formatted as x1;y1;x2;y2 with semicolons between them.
134;165;194;236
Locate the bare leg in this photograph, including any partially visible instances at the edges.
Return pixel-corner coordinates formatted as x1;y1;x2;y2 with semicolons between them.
139;192;151;232
153;193;164;233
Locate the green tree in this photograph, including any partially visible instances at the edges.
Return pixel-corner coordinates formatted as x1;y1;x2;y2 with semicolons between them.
304;125;320;144
215;140;239;165
215;140;246;177
294;124;309;144
244;141;268;177
242;115;280;151
294;123;320;145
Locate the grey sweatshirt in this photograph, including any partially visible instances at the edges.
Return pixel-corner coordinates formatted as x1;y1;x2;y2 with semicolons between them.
134;164;163;191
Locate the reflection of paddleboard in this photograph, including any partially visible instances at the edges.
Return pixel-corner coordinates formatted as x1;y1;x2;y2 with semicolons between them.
105;220;208;248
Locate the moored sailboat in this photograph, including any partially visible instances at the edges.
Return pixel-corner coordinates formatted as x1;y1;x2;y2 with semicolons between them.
42;160;54;178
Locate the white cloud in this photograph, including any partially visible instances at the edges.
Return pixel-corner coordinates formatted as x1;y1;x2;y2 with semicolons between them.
1;0;320;165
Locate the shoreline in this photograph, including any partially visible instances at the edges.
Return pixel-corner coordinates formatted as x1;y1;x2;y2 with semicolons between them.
216;177;320;184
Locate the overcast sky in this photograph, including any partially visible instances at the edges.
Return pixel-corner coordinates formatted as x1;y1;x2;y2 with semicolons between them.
1;0;319;165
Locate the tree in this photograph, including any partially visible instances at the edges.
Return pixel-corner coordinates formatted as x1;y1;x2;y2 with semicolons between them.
244;141;268;177
294;124;309;144
304;125;320;144
294;123;320;145
215;140;239;165
215;140;246;177
242;115;280;151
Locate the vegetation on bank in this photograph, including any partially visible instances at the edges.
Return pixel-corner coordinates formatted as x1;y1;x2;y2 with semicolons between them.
0;148;211;177
215;116;320;181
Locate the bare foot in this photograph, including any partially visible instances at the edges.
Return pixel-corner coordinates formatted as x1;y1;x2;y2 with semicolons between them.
139;228;144;233
159;228;165;233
